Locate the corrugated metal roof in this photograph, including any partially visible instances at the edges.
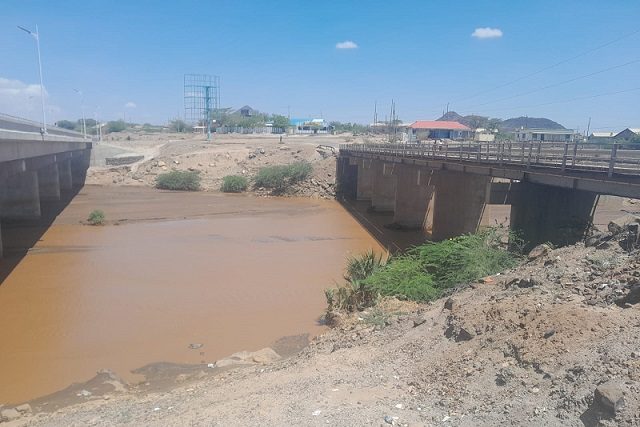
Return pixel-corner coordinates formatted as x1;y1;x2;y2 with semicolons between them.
410;121;471;130
519;128;574;134
591;132;616;137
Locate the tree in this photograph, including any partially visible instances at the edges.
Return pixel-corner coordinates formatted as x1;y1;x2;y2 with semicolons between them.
105;120;126;133
169;119;192;133
56;120;76;130
271;115;290;130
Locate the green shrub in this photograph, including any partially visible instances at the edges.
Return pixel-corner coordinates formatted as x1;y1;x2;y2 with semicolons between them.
221;175;248;193
87;209;105;225
155;170;201;191
363;255;438;301
254;161;313;192
326;229;521;311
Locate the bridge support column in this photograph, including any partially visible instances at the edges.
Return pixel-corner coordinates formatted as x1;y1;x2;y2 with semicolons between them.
1;171;41;219
510;182;597;248
336;156;358;199
58;159;73;192
393;166;434;228
71;150;91;188
37;162;61;202
371;160;397;212
356;158;374;201
431;172;490;241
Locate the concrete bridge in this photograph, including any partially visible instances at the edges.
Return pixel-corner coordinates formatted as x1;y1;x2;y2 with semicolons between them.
0;115;92;258
337;141;640;248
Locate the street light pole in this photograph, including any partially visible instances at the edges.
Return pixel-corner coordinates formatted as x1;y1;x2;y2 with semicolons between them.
74;89;87;138
18;24;47;134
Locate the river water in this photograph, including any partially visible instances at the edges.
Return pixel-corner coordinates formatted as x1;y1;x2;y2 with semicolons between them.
0;186;382;404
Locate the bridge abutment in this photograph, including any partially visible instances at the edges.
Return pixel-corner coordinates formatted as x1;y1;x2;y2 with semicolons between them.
431;172;491;241
336;156;358;199
510;182;597;248
371;160;397;212
393;166;434;229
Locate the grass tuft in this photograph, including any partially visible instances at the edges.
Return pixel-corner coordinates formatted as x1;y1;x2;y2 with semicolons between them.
221;175;248;193
87;209;105;226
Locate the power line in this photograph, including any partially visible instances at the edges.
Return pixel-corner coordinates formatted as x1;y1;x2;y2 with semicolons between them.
460;58;640;110
451;28;640;104
456;87;640;116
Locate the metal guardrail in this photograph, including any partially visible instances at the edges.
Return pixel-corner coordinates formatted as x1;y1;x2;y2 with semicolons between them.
340;141;640;178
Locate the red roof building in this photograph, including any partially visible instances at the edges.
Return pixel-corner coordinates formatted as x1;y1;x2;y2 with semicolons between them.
410;121;471;131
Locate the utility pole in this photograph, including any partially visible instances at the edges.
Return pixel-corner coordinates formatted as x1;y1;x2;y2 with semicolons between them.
73;89;87;139
18;24;47;134
586;117;592;139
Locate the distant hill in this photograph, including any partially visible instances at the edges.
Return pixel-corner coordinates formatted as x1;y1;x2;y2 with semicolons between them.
436;111;565;131
500;116;565;130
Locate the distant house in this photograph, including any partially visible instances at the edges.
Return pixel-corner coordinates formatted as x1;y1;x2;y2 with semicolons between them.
474;128;496;142
238;105;254;117
290;118;329;134
614;128;640;141
514;128;575;143
589;131;616;143
409;121;473;141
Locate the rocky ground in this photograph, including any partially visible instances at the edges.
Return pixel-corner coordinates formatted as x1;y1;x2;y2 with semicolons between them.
2;215;639;426
86;132;378;199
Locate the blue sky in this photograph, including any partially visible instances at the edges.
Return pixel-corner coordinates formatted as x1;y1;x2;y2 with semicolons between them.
1;0;639;131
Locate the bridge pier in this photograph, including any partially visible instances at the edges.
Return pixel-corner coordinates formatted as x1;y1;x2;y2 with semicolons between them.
37;162;61;202
71;150;91;188
431;172;491;241
1;170;41;220
58;158;73;192
393;166;434;229
510;182;597;248
371;160;397;212
355;158;374;201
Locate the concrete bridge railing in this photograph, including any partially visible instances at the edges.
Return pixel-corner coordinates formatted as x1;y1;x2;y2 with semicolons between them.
340;141;640;178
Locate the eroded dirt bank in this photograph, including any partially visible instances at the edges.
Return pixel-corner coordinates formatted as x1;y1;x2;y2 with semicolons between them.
4;236;639;426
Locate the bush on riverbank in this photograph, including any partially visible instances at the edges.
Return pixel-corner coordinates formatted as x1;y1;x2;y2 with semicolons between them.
326;229;521;312
155;171;201;191
221;175;248;193
253;161;312;193
87;209;105;225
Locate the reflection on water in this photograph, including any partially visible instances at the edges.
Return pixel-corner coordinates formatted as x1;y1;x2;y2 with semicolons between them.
0;186;382;404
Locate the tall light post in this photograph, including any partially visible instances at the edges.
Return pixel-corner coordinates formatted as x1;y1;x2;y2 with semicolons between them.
73;89;87;138
17;24;47;134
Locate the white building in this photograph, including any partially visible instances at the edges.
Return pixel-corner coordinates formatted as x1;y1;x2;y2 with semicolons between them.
514;128;575;143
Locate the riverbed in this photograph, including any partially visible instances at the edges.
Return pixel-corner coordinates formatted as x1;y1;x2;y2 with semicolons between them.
0;186;382;404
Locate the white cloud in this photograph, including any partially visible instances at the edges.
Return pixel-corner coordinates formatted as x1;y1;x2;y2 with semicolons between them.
0;76;51;118
336;40;358;49
125;101;137;108
471;27;503;39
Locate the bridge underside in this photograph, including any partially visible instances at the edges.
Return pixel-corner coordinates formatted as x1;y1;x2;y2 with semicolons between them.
0;148;91;259
337;155;601;249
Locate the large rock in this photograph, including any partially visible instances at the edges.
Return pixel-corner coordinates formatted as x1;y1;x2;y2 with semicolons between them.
215;348;281;368
1;408;21;421
594;382;625;414
528;244;550;261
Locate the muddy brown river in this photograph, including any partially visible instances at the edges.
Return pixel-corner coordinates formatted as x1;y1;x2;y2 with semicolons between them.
0;186;382;404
